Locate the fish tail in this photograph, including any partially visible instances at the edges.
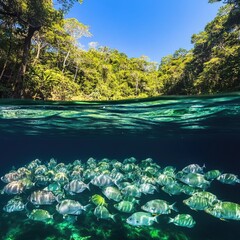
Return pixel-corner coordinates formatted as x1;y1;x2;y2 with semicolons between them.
135;199;140;205
168;217;174;224
153;215;160;223
170;202;178;212
111;214;117;222
55;193;64;203
83;203;92;211
86;182;91;191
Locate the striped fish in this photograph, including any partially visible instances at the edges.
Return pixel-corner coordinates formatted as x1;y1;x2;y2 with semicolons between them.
169;214;196;228
90;174;114;188
2;181;25;195
183;195;211;210
56;199;87;216
205;201;240;221
64;180;90;194
114;200;135;213
94;205;115;221
3;197;25;212
29;190;56;205
126;212;158;226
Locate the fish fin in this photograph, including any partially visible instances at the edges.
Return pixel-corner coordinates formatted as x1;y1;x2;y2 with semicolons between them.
193;209;199;212
134;199;140;205
24;202;31;214
86;182;91;191
170;202;178;212
111;214;117;222
55;193;65;203
51;213;56;220
83;204;92;211
153;215;160;223
220;218;228;222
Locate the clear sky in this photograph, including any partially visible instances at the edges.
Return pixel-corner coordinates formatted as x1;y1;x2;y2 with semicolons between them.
67;0;223;63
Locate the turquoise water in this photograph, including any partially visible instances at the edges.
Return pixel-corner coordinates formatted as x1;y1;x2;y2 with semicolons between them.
0;93;240;240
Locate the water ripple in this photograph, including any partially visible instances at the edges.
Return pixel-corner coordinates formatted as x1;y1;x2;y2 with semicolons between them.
0;93;240;137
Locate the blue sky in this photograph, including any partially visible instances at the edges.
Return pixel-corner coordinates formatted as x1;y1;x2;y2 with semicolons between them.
67;0;223;62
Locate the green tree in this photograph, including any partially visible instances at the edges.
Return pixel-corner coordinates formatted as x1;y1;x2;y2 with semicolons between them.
0;0;81;97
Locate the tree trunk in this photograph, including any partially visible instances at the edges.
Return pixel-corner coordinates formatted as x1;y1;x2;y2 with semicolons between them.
62;49;70;73
13;25;41;98
74;66;78;81
0;60;8;81
33;42;41;65
0;21;13;82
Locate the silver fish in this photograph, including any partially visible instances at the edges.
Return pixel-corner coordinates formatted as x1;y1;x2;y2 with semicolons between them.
121;184;141;198
157;174;175;186
28;209;53;222
1;171;21;183
161;183;182;196
141;199;177;214
102;186;122;202
2;181;25;195
94;205;115;221
64;180;90;194
140;183;158;195
3;197;25;213
183;196;210;211
90;174;114;188
169;214;196;228
126;212;158;226
182;164;205;173
217;173;240;185
179;173;210;189
205;201;240;221
56;199;89;216
204;170;221;180
29;190;56;205
114;200;135;213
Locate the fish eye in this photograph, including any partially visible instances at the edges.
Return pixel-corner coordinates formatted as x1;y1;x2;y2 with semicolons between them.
136;220;139;223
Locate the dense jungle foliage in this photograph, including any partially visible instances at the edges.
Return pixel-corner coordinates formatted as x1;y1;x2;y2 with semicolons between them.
0;0;239;100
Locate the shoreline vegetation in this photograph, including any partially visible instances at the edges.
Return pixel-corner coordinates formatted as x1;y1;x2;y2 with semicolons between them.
0;0;239;101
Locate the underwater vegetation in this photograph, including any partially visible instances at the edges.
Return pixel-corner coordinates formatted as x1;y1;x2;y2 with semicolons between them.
0;157;239;240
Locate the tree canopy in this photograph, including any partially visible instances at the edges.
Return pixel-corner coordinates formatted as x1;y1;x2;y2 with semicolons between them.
0;1;239;100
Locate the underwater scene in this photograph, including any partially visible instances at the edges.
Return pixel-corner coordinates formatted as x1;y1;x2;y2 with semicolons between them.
0;93;240;240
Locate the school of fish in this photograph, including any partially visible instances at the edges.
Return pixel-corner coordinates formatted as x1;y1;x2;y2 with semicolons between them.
1;157;240;228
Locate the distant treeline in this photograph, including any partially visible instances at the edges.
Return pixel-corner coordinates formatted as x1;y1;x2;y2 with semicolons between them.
0;1;239;100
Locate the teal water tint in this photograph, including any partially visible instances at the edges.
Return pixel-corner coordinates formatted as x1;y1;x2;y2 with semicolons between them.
0;93;240;137
0;93;240;240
